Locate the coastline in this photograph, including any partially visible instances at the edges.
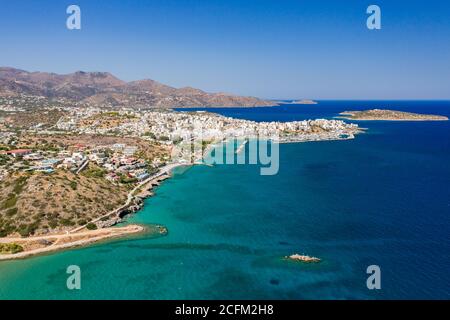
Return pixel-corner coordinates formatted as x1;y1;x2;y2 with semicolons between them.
0;143;213;261
1;102;448;299
0;224;145;261
0;163;190;261
69;162;189;234
0;128;361;261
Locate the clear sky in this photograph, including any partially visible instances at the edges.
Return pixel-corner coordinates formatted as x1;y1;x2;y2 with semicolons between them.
0;0;449;99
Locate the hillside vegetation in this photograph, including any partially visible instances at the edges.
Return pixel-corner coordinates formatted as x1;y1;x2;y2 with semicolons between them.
0;170;128;237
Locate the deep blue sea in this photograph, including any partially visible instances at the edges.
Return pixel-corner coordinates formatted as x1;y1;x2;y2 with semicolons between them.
0;101;449;299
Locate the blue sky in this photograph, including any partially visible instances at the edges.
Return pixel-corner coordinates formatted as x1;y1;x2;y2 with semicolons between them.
0;0;449;99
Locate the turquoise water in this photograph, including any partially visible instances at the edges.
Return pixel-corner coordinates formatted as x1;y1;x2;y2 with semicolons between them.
1;101;449;299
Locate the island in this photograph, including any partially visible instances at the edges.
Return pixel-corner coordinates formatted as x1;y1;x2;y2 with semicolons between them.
292;99;318;105
338;109;448;121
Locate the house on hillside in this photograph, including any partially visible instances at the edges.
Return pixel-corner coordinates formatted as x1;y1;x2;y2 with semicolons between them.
4;149;32;158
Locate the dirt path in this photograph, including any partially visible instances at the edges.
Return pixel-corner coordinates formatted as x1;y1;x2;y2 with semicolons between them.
0;224;144;261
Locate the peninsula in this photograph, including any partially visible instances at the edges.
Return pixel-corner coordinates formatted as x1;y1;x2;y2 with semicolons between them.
338;109;448;121
0;224;146;260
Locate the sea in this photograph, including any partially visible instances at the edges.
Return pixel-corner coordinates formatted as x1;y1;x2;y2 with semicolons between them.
0;100;449;299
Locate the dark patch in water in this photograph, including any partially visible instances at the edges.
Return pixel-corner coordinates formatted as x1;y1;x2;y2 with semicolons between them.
172;211;200;223
122;242;263;255
270;279;280;285
93;248;114;254
202;268;273;299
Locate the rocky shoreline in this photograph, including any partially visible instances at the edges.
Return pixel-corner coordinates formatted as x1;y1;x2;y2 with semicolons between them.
97;172;172;228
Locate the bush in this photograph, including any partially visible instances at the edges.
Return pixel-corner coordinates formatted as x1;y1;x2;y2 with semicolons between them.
0;155;8;165
31;199;41;208
86;223;97;230
48;220;58;229
1;195;17;210
143;132;156;139
5;207;18;217
13;176;28;194
17;224;35;237
60;219;75;226
82;168;106;178
0;223;15;237
0;243;24;254
172;137;183;144
119;175;138;184
69;181;78;190
159;135;170;141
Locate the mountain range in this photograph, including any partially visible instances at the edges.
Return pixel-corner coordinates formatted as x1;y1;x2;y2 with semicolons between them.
0;67;276;108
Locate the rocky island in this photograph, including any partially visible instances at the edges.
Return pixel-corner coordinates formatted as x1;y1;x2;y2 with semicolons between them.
338;109;448;121
285;253;321;263
291;99;318;105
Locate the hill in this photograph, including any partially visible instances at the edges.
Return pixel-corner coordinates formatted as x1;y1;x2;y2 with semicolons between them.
0;67;275;108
